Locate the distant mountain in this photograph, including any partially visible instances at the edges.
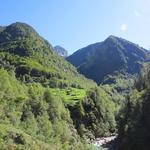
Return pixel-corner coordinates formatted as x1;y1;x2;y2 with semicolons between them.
0;26;5;33
54;45;68;57
67;35;150;84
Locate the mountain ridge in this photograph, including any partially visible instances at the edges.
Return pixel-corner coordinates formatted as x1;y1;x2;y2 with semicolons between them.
67;35;149;84
0;22;96;88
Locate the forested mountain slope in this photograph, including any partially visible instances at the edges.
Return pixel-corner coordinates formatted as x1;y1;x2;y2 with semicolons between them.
117;63;150;150
67;35;149;84
0;22;96;89
0;22;117;149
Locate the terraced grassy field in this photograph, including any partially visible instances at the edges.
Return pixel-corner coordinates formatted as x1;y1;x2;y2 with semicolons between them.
50;88;86;105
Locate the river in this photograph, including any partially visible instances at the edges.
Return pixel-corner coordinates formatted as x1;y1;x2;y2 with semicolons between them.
90;134;117;149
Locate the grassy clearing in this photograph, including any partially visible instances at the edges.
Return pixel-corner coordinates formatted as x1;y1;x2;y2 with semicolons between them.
50;88;86;105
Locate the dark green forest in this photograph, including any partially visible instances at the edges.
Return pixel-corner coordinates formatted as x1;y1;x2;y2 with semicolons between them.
117;64;150;150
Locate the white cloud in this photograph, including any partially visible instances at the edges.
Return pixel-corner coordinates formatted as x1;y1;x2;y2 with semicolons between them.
120;24;128;32
134;10;142;17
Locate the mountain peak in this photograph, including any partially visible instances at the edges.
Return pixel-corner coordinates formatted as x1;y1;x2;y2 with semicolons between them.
108;35;118;39
105;35;120;43
0;22;54;57
54;45;68;57
0;22;39;43
67;36;149;84
8;22;37;33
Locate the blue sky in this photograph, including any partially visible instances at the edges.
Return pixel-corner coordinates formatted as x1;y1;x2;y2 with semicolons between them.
1;0;150;54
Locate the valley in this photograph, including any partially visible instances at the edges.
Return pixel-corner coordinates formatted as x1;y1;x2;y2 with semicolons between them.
0;22;150;150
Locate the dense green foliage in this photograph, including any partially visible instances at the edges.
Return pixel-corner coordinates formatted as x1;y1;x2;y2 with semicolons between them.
117;63;150;150
102;73;135;110
0;68;103;150
68;88;116;138
0;22;96;89
0;22;117;149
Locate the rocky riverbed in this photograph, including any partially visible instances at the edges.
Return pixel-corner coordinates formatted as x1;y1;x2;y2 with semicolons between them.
90;134;117;149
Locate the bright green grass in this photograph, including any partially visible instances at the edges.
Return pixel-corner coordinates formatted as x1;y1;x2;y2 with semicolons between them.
50;88;86;105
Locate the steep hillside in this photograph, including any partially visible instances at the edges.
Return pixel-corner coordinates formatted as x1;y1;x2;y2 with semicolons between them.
67;35;149;84
0;22;116;149
54;45;68;57
0;22;96;89
117;63;150;150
